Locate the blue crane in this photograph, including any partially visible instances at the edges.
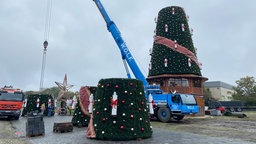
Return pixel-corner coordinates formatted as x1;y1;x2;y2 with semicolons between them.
92;0;199;122
93;0;148;86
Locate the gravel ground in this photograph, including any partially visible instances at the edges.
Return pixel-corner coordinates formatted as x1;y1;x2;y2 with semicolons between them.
151;111;256;143
1;111;256;144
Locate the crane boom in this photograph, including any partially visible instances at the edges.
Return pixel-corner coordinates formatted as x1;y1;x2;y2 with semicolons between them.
93;0;148;86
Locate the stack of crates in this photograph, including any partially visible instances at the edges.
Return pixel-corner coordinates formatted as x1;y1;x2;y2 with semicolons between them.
26;113;45;137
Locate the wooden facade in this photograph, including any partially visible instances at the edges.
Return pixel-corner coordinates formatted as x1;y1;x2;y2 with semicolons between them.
147;74;208;115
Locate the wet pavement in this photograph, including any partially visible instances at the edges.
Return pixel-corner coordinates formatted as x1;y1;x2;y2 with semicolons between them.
10;115;255;144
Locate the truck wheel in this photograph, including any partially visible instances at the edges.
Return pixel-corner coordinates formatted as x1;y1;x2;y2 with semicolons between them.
173;115;184;121
157;107;171;122
230;107;235;112
236;107;242;112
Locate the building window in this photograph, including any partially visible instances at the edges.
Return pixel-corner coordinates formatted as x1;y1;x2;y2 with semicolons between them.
193;79;201;87
168;78;189;87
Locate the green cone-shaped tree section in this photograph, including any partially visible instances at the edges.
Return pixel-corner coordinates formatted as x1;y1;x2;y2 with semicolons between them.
148;6;201;76
72;86;97;127
71;97;90;127
22;94;55;116
93;78;152;140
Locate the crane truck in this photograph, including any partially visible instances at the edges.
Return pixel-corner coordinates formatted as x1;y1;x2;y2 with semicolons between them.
93;0;199;122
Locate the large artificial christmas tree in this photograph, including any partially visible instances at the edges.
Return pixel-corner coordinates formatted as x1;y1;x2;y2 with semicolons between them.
89;78;152;140
147;6;208;115
72;86;96;127
22;94;55;116
148;6;201;76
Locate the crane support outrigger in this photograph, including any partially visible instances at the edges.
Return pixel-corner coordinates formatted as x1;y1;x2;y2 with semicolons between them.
93;0;199;122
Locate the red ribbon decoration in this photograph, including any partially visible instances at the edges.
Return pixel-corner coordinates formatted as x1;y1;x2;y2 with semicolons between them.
111;99;118;108
154;35;201;69
151;100;154;107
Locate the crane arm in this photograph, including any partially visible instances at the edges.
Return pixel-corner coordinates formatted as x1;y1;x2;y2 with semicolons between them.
93;0;148;86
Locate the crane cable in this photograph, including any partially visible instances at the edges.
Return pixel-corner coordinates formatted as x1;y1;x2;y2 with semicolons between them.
40;0;53;91
44;0;52;42
43;0;52;47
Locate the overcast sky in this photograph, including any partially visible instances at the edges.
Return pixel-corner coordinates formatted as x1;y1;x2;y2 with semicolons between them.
1;0;256;92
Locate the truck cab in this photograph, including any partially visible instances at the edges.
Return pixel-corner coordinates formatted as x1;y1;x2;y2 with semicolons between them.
0;86;25;120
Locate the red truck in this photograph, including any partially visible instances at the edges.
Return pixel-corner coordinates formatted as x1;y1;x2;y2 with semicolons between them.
208;99;244;113
0;86;25;120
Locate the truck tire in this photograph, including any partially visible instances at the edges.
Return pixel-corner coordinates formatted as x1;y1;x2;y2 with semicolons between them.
236;107;242;112
157;107;171;122
230;107;235;112
172;115;184;121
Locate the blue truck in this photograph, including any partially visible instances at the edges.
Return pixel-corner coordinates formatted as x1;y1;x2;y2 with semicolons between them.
93;0;198;122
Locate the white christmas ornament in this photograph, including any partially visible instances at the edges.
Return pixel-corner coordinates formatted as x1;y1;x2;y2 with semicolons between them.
181;24;185;31
188;58;192;67
54;99;57;108
36;98;40;108
148;93;154;114
174;40;177;48
111;92;118;116
23;98;27;108
71;96;77;109
88;94;94;114
48;99;52;107
172;7;175;15
164;58;168;67
165;24;168;32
